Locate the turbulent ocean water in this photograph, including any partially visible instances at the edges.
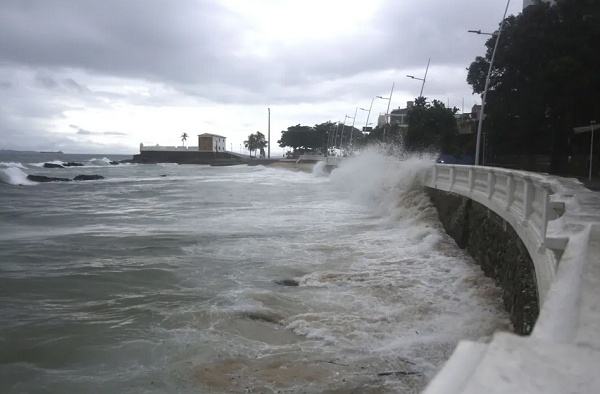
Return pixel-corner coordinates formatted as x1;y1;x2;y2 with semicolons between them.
0;151;510;394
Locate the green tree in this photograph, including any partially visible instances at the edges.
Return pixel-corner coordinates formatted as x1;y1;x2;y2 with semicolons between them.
244;133;257;157
255;131;268;157
277;121;362;154
404;96;459;155
278;124;316;150
180;132;189;147
466;0;600;173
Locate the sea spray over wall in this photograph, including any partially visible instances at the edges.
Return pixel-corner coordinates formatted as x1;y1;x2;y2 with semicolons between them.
329;147;437;221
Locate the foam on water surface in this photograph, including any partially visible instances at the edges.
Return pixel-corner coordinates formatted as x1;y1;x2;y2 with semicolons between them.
0;166;36;185
0;150;510;394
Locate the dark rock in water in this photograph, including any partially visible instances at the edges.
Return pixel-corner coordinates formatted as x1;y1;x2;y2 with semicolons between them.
63;162;84;167
43;163;64;169
274;279;300;287
27;175;71;183
109;161;120;165
240;311;283;324
73;174;105;181
159;174;168;177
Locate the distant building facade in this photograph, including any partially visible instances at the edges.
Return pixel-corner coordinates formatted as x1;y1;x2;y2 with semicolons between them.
198;133;227;152
377;101;415;127
457;104;484;135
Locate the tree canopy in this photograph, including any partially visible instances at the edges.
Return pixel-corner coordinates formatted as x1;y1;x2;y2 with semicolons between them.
244;131;268;157
404;97;459;155
466;0;600;173
277;121;362;154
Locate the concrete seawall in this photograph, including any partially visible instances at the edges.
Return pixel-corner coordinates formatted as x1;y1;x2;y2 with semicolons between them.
427;188;539;335
129;151;243;164
420;164;600;394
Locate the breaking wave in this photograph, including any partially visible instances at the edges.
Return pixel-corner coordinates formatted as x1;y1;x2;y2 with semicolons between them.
0;162;27;169
0;167;36;186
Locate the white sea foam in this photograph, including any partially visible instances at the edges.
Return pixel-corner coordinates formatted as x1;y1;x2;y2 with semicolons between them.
0;161;27;169
88;157;112;165
29;160;64;167
174;150;510;392
1;155;510;394
0;167;36;185
312;160;328;177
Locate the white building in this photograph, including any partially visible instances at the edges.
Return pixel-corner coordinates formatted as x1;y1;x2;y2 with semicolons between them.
198;133;227;152
523;0;555;9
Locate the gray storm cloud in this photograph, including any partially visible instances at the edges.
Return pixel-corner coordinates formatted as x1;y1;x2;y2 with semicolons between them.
0;0;520;152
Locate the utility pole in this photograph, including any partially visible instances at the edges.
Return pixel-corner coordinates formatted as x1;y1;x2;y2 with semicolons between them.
268;108;271;159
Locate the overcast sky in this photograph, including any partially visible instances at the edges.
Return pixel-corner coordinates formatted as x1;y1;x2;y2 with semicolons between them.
0;0;523;155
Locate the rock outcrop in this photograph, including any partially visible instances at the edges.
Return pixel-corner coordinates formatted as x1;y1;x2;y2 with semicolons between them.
27;175;71;182
73;174;105;181
43;163;64;168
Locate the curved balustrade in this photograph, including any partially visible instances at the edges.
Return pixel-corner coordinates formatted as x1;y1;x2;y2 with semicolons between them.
324;159;600;392
422;164;600;394
425;164;560;302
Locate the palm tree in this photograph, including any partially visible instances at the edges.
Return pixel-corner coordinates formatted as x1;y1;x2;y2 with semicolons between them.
244;133;257;157
255;131;268;158
180;132;189;147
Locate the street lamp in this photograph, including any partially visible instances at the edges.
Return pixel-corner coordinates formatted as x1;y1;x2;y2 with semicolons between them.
406;57;431;97
377;83;395;136
267;108;271;159
359;97;374;131
590;120;596;181
349;106;359;147
336;117;349;156
469;0;511;166
339;114;354;155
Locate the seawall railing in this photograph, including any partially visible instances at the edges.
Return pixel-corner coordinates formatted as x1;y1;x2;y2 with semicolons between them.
420;164;600;394
325;158;600;392
424;164;562;302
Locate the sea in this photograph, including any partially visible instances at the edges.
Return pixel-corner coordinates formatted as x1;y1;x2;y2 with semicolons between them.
0;151;510;394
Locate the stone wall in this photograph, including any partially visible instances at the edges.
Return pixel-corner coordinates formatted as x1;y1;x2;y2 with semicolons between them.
130;151;240;164
427;188;539;335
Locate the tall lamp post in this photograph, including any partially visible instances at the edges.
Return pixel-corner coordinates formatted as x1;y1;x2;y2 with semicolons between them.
337;117;348;156
349;106;359;147
406;57;431;97
377;82;395;136
339;114;354;156
360;97;375;131
267;108;271;159
331;121;340;155
590;120;596;181
469;0;511;166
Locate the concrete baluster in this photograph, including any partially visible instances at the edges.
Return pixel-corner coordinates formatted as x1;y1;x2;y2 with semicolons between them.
468;167;475;192
449;166;456;189
433;165;438;186
506;174;516;210
539;183;551;242
487;171;495;199
523;178;533;221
